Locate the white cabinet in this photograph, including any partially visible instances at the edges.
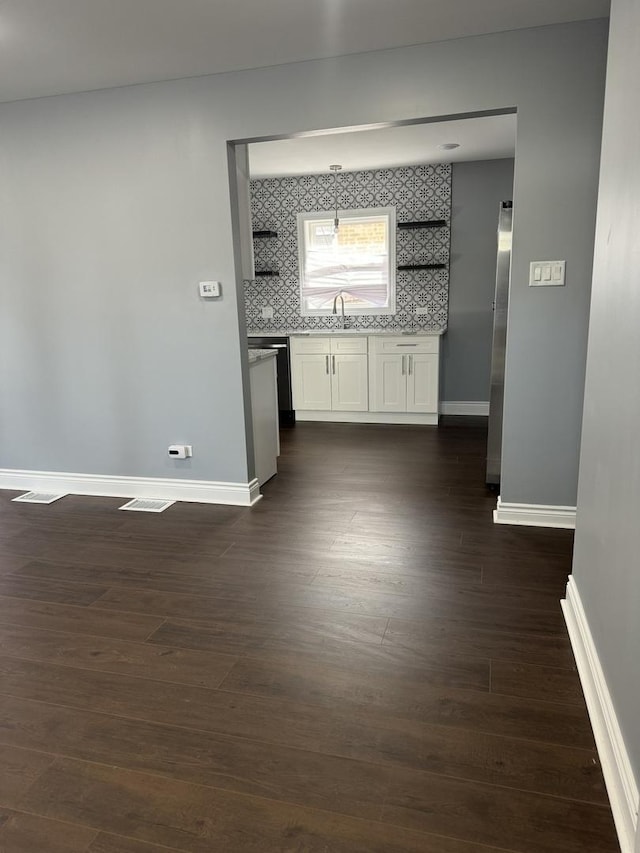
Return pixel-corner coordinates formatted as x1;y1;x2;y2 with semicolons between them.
370;353;407;412
248;352;279;485
407;352;439;413
291;337;368;412
291;333;440;423
331;354;369;411
291;353;332;410
369;336;439;415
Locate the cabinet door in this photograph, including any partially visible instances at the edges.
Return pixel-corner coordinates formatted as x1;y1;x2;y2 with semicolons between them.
291;353;332;410
407;353;439;413
331;354;368;411
369;353;407;412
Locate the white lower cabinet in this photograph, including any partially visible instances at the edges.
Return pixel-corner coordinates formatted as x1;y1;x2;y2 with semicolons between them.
369;350;438;413
291;353;332;410
369;336;440;414
291;337;368;412
407;352;439;413
331;354;369;411
290;333;440;423
368;353;406;412
249;353;279;485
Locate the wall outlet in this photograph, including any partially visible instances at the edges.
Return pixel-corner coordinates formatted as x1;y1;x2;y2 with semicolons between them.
261;306;274;319
415;307;430;316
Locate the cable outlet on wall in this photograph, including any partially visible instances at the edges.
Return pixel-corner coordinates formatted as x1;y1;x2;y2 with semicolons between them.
261;306;274;319
415;307;430;316
168;445;192;459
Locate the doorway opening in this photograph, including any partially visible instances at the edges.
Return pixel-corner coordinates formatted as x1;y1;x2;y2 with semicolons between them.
229;110;516;491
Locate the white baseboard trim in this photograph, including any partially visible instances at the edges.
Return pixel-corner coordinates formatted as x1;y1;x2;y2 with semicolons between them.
0;469;262;507
562;576;639;853
440;401;490;416
493;496;576;529
295;411;439;425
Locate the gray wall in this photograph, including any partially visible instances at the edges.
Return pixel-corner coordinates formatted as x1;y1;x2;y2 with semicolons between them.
0;88;252;483
0;21;606;504
442;158;515;403
573;0;640;784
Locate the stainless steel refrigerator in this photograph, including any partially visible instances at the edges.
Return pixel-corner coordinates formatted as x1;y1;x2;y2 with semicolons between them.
486;200;513;486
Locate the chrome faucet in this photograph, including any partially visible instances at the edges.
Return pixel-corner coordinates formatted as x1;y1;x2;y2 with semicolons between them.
332;291;346;329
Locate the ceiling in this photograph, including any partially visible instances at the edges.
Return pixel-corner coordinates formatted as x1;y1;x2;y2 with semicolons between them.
249;114;517;177
0;0;609;104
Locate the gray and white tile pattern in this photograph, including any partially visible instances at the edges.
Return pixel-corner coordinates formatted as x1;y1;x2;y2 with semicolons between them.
244;164;451;332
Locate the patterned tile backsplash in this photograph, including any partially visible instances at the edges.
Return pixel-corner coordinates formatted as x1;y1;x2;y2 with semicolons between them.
244;164;451;332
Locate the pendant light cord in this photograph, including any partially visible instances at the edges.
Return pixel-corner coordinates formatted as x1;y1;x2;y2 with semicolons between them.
329;164;342;233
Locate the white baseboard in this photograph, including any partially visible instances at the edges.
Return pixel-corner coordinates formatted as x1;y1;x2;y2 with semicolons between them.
440;401;490;416
493;496;576;529
562;576;639;853
0;468;262;507
295;411;439;425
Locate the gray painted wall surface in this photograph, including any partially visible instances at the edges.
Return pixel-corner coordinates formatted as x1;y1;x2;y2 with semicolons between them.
442;158;514;403
0;21;606;501
573;0;640;781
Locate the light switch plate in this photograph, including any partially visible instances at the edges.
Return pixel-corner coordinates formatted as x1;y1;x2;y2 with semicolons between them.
261;306;274;319
529;261;566;287
415;307;430;316
199;281;221;298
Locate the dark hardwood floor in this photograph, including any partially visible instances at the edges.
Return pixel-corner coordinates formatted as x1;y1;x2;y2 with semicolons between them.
0;419;619;852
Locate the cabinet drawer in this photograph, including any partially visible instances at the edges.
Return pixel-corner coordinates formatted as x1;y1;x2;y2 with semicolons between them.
369;335;440;354
290;335;368;355
290;336;331;355
331;337;368;354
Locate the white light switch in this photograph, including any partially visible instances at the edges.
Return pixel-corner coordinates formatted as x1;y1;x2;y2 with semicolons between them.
261;306;274;319
199;281;221;298
529;261;565;287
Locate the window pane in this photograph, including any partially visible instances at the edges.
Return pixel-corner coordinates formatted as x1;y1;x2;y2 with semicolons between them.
300;210;394;314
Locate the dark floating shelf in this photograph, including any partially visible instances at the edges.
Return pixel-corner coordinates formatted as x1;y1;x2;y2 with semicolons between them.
398;263;447;271
397;220;447;230
255;270;280;277
252;230;278;238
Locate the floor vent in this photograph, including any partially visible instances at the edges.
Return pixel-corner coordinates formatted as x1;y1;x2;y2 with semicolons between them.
119;498;175;513
12;492;66;504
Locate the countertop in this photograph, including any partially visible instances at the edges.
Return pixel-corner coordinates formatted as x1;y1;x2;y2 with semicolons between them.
247;348;278;364
247;329;445;338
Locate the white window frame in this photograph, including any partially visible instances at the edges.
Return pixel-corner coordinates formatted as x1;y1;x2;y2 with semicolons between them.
297;207;396;316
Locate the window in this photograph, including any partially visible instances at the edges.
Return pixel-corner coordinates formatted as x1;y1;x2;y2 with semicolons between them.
298;207;396;315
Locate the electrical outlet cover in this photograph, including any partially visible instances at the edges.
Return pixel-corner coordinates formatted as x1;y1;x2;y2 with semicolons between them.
529;261;565;287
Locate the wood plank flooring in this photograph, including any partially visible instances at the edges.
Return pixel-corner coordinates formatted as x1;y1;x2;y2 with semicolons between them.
0;419;619;852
